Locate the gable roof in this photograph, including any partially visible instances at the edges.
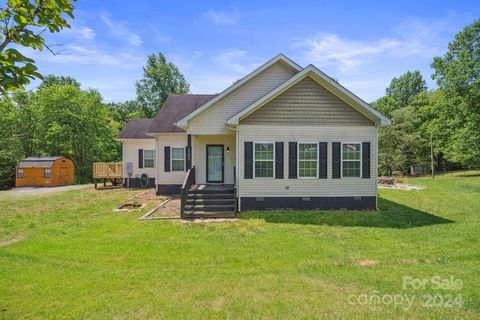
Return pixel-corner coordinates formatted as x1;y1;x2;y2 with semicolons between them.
17;157;64;168
227;65;391;126
147;94;216;134
117;119;154;139
175;54;302;128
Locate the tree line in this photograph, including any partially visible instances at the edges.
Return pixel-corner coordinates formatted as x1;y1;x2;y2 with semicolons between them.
374;18;480;176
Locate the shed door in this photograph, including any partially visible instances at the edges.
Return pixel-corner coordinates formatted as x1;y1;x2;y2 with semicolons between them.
60;167;68;185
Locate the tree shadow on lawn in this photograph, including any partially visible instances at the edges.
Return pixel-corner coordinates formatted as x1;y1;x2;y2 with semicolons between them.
238;198;453;229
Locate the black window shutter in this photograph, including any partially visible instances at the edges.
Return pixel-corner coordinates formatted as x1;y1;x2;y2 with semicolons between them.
138;149;143;169
288;142;297;179
318;142;327;179
164;146;170;172
186;134;192;170
275;142;284;179
244;142;253;179
362;142;371;178
332;142;341;179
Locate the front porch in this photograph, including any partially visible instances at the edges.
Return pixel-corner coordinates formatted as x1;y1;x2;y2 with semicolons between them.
180;166;237;218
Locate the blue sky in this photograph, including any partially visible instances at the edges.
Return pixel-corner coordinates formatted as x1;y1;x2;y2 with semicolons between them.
23;0;480;103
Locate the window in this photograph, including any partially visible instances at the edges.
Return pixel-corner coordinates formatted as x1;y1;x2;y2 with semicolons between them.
342;143;361;177
44;168;51;178
299;143;318;178
254;143;274;178
18;168;24;178
171;148;185;171
143;150;155;168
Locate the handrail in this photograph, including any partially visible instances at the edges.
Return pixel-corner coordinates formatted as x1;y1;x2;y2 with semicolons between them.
180;166;195;218
233;166;238;214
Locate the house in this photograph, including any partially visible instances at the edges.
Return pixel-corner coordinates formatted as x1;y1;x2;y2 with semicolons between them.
16;157;74;187
117;54;390;216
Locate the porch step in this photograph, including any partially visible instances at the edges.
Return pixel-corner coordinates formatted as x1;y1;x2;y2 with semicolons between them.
186;198;234;205
184;211;236;218
189;189;234;195
187;193;234;199
185;204;234;212
184;184;236;218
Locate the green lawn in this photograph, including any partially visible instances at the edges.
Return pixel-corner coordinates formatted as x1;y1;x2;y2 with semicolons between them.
0;171;479;319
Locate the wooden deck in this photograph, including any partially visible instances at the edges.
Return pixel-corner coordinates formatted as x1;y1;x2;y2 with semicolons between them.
93;162;123;179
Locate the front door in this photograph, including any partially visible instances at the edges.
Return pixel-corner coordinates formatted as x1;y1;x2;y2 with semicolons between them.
206;145;224;183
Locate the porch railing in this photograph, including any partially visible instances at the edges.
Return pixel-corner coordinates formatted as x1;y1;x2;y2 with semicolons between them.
233;166;238;213
180;166;195;218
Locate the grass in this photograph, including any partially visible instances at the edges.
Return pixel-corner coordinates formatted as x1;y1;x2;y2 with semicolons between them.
0;171;479;319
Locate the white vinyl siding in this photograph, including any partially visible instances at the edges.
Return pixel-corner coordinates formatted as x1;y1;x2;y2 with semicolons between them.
154;134;188;184
121;139;157;179
171;148;185;171
187;63;297;135
192;134;236;184
238;125;377;197
254;142;274;178
143;149;155;168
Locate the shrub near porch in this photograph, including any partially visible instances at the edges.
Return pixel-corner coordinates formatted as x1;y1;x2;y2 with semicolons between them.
0;171;479;319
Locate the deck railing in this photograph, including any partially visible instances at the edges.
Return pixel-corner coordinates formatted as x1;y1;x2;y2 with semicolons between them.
180;166;195;218
93;162;123;179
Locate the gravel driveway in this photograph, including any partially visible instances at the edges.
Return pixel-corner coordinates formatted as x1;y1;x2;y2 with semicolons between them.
4;185;90;196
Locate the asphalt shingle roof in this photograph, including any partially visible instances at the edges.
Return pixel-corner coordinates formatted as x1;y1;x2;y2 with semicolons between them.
147;94;216;133
117;119;154;139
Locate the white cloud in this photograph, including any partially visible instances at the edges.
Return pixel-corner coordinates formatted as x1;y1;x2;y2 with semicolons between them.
69;25;96;39
215;49;257;73
293;19;450;72
101;13;143;46
203;8;239;25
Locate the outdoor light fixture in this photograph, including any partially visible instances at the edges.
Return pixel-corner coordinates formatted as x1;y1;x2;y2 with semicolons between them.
226;146;230;153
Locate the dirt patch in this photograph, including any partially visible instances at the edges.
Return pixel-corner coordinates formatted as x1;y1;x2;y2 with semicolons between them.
141;198;180;219
379;183;425;190
113;202;146;212
0;235;26;247
354;259;379;267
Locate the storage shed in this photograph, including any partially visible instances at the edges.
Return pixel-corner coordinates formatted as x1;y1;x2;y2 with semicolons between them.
16;157;74;187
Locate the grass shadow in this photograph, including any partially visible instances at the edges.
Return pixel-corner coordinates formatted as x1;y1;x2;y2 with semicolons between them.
238;198;453;229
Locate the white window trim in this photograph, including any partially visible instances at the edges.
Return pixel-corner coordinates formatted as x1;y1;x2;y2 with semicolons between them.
171;147;185;172
44;168;51;178
253;141;275;179
18;168;24;178
341;142;362;178
143;149;156;168
297;142;319;179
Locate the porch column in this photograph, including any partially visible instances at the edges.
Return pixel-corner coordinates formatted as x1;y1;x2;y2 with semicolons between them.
186;134;192;170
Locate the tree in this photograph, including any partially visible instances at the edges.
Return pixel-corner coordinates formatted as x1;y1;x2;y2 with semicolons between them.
38;74;80;89
0;0;75;94
386;70;427;108
35;85;120;183
0;97;23;189
108;100;147;125
370;95;398;118
431;18;480;168
135;52;189;117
